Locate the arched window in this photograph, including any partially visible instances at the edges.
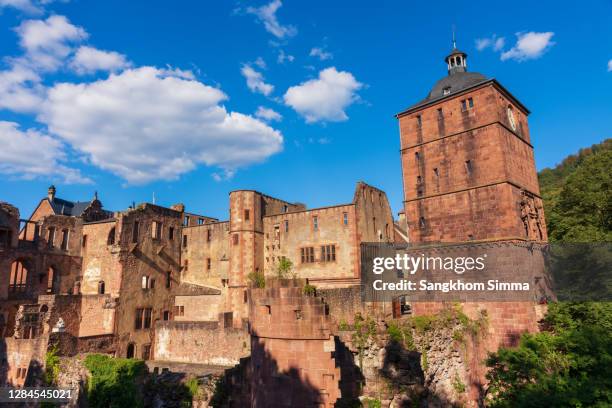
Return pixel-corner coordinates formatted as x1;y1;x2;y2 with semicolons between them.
126;343;135;359
98;281;105;294
9;260;28;293
107;227;116;245
46;267;57;294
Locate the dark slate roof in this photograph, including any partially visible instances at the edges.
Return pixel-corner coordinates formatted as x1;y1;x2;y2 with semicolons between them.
397;71;489;116
49;198;92;216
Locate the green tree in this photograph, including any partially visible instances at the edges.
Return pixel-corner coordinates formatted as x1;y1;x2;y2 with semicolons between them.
485;302;612;407
276;257;293;279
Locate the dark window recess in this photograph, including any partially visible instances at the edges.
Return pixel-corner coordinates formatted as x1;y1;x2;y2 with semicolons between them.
468;97;474;108
163;311;170;321
301;247;315;263
343;212;348;226
98;281;105;294
166;271;171;289
284;220;289;232
132;222;139;243
168;227;174;240
416;115;422;128
244;209;250;221
313;216;318;231
465;160;473;174
461;99;467;111
207;229;212;242
60;229;69;250
182;235;188;248
419;217;426;229
437;108;443;119
320;245;336;262
233;234;239;245
434;168;439;177
47;227;55;248
134;308;143;329
415;152;420;162
82;234;87;248
207;258;211;270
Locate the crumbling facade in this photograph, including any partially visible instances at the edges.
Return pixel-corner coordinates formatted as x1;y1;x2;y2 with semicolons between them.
1;181;394;386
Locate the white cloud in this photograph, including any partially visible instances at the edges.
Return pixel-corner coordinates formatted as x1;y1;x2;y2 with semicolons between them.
0;121;90;183
255;106;282;122
607;59;612;72
254;57;266;69
38;67;283;184
241;64;274;96
0;64;45;112
501;32;555;61
15;15;88;71
309;47;333;61
284;67;362;123
69;46;130;74
277;49;294;64
246;0;296;39
475;35;505;52
0;0;64;14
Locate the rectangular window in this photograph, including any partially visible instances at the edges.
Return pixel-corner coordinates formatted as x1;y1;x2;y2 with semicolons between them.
321;245;336;262
175;305;184;317
135;308;143;329
313;216;318;231
437;108;443;119
142;344;151;360
163;310;170;321
301;247;315;263
207;229;212;242
60;229;69;250
182;235;188;248
166;271;171;289
415;152;420;162
132;221;139;243
198;218;204;225
168;227;174;240
419;217;426;229
207;258;211;270
284;220;289;232
274;224;280;240
183;259;188;271
183;215;189;226
47;227;55;248
244;209;250;221
461;99;467;111
468;97;474;108
416;115;422;128
152;221;162;240
343;212;348;226
143;308;152;329
434;168;439;177
82;234;87;249
233;234;239;245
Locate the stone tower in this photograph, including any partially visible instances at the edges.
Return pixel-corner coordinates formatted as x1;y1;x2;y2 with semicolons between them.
396;44;547;243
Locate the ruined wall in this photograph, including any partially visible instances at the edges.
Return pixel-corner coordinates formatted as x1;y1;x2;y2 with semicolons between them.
113;204;182;359
181;221;229;288
247;280;341;407
3;335;48;387
81;220;122;296
154;321;249;366
263;204;358;285
353;182;395;244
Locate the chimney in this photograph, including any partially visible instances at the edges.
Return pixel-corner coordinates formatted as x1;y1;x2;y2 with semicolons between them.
48;185;56;201
171;203;185;213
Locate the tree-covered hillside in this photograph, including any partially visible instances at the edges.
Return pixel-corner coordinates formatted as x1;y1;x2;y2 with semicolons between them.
538;139;612;242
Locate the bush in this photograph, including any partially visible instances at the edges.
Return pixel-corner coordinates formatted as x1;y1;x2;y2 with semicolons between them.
44;345;60;385
486;302;612;407
247;271;265;288
303;283;316;296
84;354;147;408
276;257;293;279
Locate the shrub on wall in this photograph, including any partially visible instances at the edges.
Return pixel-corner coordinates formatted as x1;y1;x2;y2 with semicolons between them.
83;354;147;408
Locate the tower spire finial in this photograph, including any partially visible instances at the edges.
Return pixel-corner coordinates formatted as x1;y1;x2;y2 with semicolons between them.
452;24;456;49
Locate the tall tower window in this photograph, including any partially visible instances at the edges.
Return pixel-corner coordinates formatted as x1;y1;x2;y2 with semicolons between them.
465;160;473;175
416;115;422;128
419;217;426;229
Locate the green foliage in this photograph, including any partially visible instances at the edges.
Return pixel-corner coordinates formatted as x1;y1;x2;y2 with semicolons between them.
83;354;147;408
185;376;200;399
276;257;293;279
352;313;377;367
361;397;382;408
44;345;60;385
386;320;415;350
452;373;466;394
486;302;612;407
538;139;611;242
420;352;428;372
247;271;265;288
303;283;316;296
338;319;351;331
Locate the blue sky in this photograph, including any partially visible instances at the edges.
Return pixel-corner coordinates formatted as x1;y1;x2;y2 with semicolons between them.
1;0;610;220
